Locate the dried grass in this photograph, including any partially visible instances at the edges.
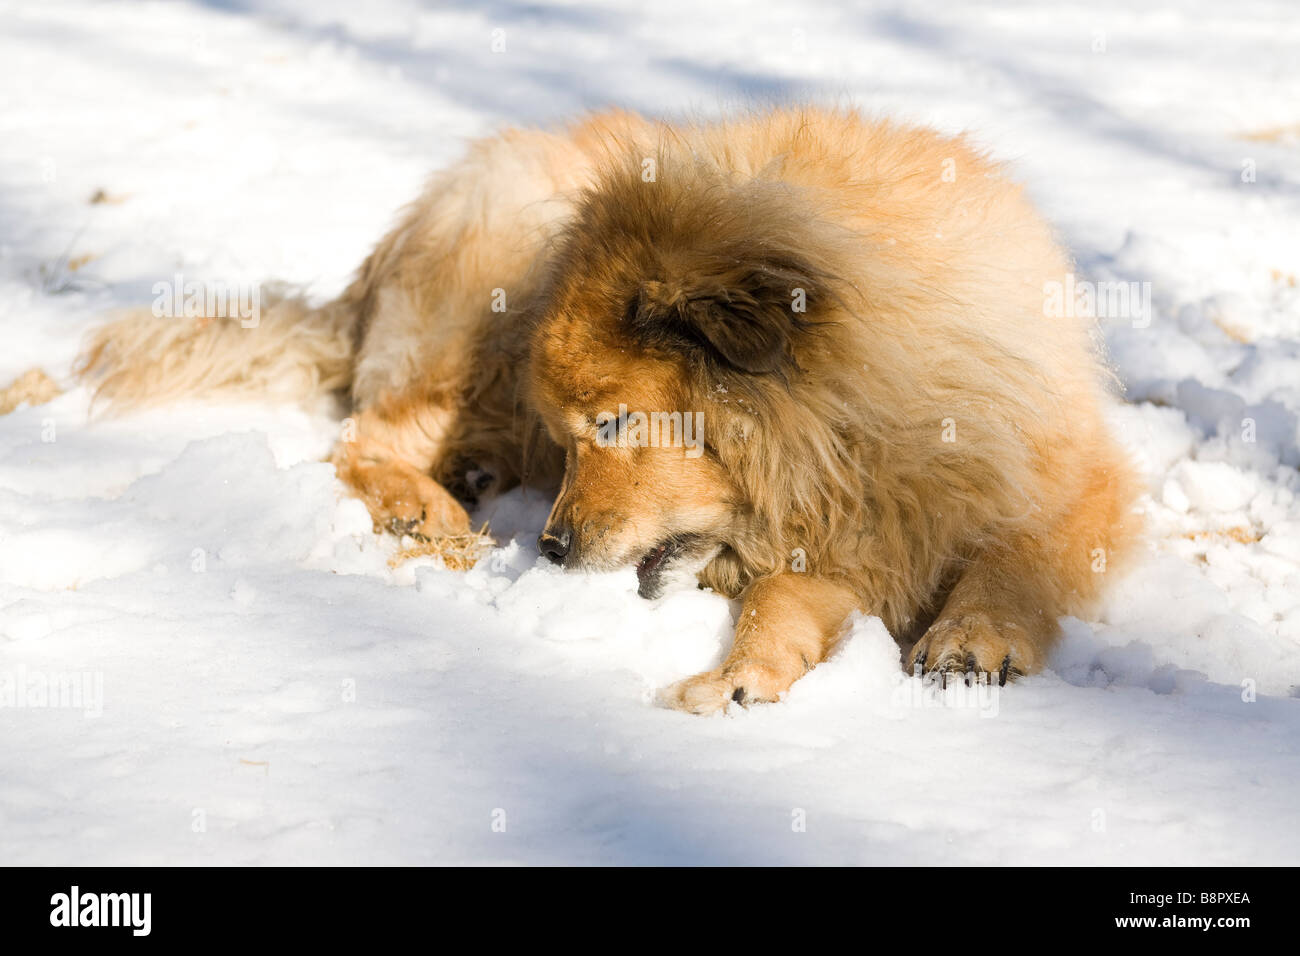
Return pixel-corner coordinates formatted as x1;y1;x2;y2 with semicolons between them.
0;367;61;415
389;525;495;570
1181;526;1261;545
1239;124;1300;144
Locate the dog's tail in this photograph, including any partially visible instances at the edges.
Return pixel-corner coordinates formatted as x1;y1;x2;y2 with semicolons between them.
74;285;356;411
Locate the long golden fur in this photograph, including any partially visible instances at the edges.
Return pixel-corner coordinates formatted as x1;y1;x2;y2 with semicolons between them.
74;107;1140;713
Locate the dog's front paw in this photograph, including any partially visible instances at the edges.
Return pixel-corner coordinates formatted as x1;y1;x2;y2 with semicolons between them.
909;612;1040;686
657;656;807;715
657;670;734;715
374;473;471;542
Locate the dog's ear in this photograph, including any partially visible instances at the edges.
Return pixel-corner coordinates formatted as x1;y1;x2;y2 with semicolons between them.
631;256;824;375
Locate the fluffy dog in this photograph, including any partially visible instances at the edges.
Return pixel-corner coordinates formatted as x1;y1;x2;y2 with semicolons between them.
76;108;1140;713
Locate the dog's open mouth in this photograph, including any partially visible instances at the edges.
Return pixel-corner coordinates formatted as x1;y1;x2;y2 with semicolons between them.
635;537;691;599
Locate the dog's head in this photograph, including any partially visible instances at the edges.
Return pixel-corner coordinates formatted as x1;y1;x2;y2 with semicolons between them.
526;158;831;597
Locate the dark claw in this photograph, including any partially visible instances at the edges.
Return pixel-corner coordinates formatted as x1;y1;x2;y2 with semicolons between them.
386;516;427;541
964;653;977;686
731;687;746;705
999;655;1011;686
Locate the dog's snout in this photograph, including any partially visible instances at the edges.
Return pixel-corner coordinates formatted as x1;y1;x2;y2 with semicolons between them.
538;527;572;566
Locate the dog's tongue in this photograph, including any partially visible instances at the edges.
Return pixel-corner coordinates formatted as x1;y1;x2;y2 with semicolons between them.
636;543;670;583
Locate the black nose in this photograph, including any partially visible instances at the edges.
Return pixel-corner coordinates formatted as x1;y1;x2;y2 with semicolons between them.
538;527;572;566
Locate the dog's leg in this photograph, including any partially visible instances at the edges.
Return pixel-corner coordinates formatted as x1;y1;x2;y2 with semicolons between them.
907;545;1056;685
910;451;1138;684
659;573;860;715
329;394;471;541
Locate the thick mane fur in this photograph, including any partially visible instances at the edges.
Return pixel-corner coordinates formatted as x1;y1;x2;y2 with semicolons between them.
533;108;1135;636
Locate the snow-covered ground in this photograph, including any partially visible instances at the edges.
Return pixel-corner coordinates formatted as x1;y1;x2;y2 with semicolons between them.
2;0;1298;865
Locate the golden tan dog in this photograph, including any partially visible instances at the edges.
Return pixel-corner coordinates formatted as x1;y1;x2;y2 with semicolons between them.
76;108;1140;713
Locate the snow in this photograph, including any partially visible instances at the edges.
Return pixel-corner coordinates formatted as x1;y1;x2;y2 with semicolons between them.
2;0;1298;864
